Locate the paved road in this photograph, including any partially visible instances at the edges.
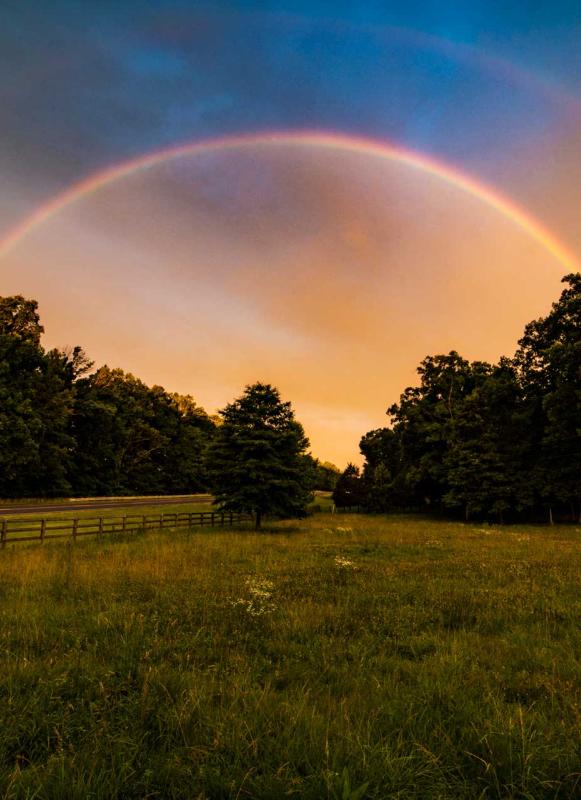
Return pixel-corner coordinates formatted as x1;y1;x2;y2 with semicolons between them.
0;495;213;516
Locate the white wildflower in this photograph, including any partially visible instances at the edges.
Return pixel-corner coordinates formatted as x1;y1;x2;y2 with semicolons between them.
334;555;355;569
230;577;276;617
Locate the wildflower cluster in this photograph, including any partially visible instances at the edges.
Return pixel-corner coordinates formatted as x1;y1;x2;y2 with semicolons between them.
231;577;276;617
334;555;355;569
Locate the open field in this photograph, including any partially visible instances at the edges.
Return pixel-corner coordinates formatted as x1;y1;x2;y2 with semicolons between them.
0;492;333;519
0;495;213;516
0;495;332;545
0;501;214;537
0;515;579;799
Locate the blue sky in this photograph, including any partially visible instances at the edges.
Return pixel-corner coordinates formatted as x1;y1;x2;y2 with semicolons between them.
2;1;579;200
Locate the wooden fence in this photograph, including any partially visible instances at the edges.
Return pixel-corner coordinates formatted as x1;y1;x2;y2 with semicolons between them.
0;510;252;549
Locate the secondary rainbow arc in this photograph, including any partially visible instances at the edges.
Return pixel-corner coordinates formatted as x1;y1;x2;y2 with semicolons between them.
0;130;578;273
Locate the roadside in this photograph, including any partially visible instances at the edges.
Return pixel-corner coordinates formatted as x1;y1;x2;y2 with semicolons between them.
0;494;212;516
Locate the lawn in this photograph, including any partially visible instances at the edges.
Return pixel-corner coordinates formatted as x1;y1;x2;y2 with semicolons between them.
0;514;578;799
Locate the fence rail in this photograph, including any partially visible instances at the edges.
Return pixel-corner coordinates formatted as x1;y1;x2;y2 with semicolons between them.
0;510;252;549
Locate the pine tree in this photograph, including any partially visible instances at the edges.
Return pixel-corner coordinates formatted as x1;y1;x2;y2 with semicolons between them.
206;383;313;529
332;463;365;508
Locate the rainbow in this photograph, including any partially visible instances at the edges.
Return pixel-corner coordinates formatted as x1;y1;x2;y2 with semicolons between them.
0;130;578;272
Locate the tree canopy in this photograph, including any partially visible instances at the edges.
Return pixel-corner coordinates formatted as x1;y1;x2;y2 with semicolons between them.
0;296;216;498
359;273;581;522
2;274;578;521
332;463;365;508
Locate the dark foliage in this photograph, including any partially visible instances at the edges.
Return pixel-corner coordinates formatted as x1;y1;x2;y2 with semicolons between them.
360;274;581;522
0;296;216;498
311;459;341;490
332;463;365;508
206;383;314;528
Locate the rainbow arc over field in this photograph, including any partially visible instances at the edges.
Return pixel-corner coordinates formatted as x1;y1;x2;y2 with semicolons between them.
0;130;578;273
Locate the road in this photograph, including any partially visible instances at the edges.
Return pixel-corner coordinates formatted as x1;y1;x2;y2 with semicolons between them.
0;494;213;516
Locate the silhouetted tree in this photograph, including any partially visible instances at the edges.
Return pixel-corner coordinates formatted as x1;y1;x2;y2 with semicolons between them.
332;463;365;508
206;383;313;529
360;273;580;523
514;273;581;520
0;297;74;496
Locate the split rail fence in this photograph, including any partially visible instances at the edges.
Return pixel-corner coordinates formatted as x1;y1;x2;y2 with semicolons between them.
0;510;252;549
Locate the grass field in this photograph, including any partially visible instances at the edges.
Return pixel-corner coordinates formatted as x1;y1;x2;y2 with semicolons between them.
0;514;579;799
0;500;213;522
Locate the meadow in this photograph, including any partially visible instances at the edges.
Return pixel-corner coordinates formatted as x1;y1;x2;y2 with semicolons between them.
0;514;578;799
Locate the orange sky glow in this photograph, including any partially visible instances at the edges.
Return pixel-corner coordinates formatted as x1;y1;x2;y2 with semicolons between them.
1;139;576;466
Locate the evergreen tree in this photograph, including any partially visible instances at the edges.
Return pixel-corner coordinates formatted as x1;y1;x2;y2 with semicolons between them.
206;383;313;529
332;463;365;508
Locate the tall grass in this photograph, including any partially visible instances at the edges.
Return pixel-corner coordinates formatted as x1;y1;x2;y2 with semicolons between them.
0;515;578;798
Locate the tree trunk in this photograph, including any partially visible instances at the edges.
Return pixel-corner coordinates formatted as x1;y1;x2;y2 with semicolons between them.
549;505;554;525
255;511;262;530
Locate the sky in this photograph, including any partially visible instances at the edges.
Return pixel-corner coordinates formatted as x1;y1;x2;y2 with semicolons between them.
1;0;580;466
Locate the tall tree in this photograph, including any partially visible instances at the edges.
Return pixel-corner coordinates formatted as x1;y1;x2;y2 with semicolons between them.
153;392;216;494
514;273;581;520
0;297;74;497
387;352;490;510
442;360;533;521
206;383;313;529
70;367;170;495
359;427;404;511
0;295;43;344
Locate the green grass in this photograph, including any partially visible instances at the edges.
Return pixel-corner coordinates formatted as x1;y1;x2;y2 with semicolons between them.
1;501;213;526
0;515;579;799
2;493;325;527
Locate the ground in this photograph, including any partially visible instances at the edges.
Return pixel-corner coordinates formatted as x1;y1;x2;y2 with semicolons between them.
0;513;578;799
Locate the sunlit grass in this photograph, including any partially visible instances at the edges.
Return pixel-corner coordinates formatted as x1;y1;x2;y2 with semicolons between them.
0;515;578;798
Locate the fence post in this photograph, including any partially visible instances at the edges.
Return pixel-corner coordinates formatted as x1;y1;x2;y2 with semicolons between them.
72;518;78;541
40;519;46;543
142;514;146;531
211;512;215;527
229;511;233;526
122;516;127;533
98;517;103;537
0;519;6;549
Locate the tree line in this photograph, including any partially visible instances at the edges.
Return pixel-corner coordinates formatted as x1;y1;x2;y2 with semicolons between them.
0;295;339;499
334;273;580;523
2;274;578;524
